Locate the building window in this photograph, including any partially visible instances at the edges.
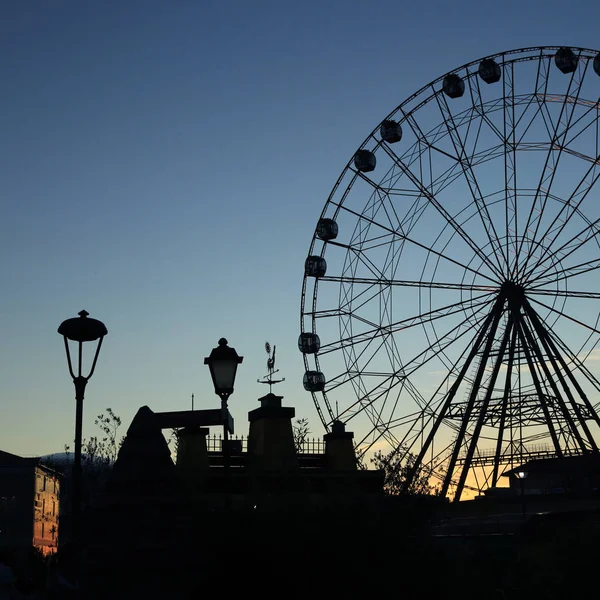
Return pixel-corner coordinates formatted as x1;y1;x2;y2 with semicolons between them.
43;477;47;492
41;522;45;538
52;501;56;517
42;499;45;515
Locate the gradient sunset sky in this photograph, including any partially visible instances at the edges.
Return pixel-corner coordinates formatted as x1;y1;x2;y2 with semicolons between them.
2;0;600;456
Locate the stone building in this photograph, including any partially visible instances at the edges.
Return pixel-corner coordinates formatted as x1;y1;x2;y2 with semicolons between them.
0;450;60;555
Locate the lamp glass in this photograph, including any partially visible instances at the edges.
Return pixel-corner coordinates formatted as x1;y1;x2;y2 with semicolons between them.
517;471;528;480
209;359;239;395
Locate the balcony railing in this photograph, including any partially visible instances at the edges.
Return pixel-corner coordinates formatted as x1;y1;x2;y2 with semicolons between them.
205;434;325;454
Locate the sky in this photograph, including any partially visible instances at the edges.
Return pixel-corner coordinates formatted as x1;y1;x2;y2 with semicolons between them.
2;0;600;457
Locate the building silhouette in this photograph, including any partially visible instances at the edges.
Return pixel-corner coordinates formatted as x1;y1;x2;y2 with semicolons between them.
0;451;60;556
82;392;384;598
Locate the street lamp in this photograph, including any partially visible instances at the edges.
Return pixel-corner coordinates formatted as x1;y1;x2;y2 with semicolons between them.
58;310;107;541
204;338;243;474
516;470;528;519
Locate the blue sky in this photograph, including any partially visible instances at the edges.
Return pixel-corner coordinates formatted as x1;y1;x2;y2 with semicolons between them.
2;0;600;456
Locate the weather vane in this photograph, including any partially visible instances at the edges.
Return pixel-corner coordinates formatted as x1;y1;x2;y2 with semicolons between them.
257;341;285;393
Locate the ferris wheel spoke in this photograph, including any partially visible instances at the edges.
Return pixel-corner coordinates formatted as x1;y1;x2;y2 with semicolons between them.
521;193;600;285
327;209;499;284
333;231;397;254
434;90;510;273
561;96;600;148
501;58;518;278
378;351;405;424
514;57;587;279
466;68;506;145
529;288;600;299
524;126;600;279
512;89;547;143
364;409;425;437
520;148;600;283
393;110;507;280
338;292;383;327
546;323;600;396
527;256;600;289
401;300;493;377
339;244;427;302
318;292;496;356
501;56;553;270
367;372;407;439
525;54;557;140
335;371;404;426
376;145;505;280
322;275;497;293
337;300;492;429
355;177;420;241
350;168;423;238
354;408;424;455
339;325;402;387
527;295;600;334
375;190;405;237
384;141;508;237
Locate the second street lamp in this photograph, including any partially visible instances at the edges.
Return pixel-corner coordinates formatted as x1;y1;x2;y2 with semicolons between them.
58;310;107;543
204;338;243;474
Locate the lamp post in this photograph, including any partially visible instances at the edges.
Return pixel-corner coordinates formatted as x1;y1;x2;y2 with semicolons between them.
516;470;528;519
204;338;243;476
58;310;107;542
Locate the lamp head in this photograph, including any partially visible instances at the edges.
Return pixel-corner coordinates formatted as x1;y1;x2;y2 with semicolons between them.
58;310;108;342
58;310;107;380
204;338;243;397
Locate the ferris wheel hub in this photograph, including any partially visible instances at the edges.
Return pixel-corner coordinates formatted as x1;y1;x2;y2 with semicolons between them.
500;280;525;298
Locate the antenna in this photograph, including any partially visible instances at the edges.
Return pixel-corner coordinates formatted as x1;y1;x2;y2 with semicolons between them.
257;340;285;393
192;393;195;411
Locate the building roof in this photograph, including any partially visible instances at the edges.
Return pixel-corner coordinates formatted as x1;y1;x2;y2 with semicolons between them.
503;453;600;477
0;450;62;479
0;449;41;467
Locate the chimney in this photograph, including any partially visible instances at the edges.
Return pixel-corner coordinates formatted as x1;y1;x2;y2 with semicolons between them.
175;426;210;471
247;393;297;471
324;420;357;471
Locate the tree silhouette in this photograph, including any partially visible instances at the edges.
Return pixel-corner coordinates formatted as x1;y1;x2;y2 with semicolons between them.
371;448;442;495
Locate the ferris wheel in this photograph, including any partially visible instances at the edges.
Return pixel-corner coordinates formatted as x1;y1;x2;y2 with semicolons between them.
299;46;600;501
